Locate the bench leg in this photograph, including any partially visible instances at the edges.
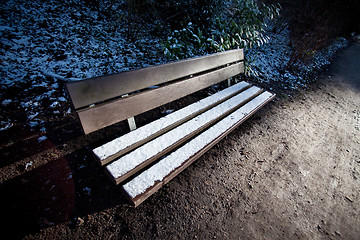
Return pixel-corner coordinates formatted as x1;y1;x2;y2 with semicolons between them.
122;94;137;131
127;117;137;131
227;78;231;87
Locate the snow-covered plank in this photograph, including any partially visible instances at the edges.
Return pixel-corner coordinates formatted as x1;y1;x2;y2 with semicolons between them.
122;91;275;207
66;49;244;109
106;86;263;184
93;81;250;165
77;62;244;134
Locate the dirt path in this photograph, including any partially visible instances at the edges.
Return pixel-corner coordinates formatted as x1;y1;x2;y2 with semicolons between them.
150;43;359;239
209;43;360;239
1;44;359;239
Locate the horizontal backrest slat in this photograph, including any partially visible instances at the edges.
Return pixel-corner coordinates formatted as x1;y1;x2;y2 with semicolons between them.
78;62;244;134
66;49;244;109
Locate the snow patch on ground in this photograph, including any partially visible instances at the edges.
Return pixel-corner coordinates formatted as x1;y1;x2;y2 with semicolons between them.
2;99;12;106
0;121;13;131
38;136;48;142
246;23;349;90
0;0;166;131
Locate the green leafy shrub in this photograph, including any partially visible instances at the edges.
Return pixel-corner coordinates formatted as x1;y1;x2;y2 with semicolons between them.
162;0;281;63
210;0;280;51
163;22;208;60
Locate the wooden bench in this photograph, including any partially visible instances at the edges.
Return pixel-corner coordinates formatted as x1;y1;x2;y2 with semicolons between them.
66;49;275;207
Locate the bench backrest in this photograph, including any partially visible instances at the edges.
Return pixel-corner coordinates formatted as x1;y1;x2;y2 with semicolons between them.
66;49;244;134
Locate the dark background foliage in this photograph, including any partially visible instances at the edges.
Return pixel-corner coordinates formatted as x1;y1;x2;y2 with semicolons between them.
269;0;360;64
81;0;360;64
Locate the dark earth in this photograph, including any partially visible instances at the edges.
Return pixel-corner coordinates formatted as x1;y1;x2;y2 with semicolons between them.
0;44;359;239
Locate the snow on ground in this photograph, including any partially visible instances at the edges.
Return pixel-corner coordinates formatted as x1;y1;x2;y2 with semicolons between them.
0;0;350;132
246;22;349;90
0;0;166;131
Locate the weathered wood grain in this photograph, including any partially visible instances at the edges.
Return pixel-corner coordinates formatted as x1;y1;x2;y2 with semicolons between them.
78;62;244;134
66;49;244;109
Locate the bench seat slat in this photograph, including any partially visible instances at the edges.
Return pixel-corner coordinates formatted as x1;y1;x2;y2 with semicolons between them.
122;91;275;207
93;81;250;165
106;86;263;184
66;49;244;109
78;62;244;134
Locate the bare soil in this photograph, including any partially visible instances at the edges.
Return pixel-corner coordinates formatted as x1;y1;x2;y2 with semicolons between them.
1;44;359;239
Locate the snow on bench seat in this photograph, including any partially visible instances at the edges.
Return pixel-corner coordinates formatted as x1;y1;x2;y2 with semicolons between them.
93;81;250;165
106;86;262;184
122;91;275;207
